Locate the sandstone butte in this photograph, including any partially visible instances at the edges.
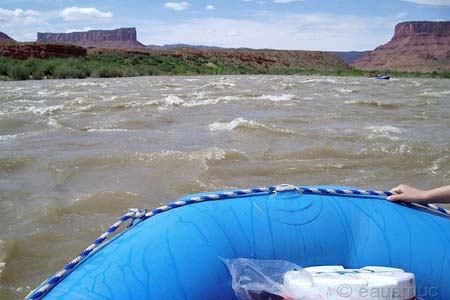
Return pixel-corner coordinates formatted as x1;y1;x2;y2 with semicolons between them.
37;27;145;49
352;21;450;72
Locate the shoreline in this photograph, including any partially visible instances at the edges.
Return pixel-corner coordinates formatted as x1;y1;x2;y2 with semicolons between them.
2;71;449;81
1;53;449;81
2;70;450;81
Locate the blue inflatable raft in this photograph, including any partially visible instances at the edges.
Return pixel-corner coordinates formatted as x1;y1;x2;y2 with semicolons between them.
27;185;450;300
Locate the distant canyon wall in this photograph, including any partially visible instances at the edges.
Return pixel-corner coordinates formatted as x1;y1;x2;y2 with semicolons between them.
37;28;145;49
0;32;17;44
352;21;450;72
91;48;351;72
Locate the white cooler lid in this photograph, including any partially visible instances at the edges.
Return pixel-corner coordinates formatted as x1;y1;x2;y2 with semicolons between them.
284;266;415;300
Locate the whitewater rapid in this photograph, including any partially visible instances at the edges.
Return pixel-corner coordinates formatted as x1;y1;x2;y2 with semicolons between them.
0;75;449;299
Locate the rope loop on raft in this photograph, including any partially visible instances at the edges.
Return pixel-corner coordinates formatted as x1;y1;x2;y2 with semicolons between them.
25;184;449;300
25;208;147;300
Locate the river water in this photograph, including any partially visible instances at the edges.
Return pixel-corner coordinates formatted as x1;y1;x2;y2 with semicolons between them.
0;75;449;299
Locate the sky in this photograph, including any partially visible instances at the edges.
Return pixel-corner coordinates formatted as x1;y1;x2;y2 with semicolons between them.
0;0;449;51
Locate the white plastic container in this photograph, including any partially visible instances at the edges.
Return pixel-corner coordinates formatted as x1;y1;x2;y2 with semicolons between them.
284;266;415;300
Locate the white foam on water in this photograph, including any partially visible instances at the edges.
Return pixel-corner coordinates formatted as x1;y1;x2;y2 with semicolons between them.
47;118;60;128
100;95;118;102
14;99;46;104
428;156;450;175
208;117;294;134
77;82;99;86
365;125;402;141
380;144;411;154
176;93;296;108
0;104;63;116
86;128;131;133
191;147;227;161
421;91;442;98
366;125;402;135
77;104;95;112
127;99;158;109
183;99;222;107
191;91;207;99
37;90;53;96
336;88;353;94
256;94;295;101
123;95;182;110
209;118;259;131
344;99;401;109
27;104;64;115
345;99;365;105
200;79;235;89
405;80;423;87
163;95;185;106
133;147;231;166
0;131;45;142
298;78;338;84
280;83;296;90
0;134;19;142
171;147;248;164
419;89;443;98
56;91;71;97
180;95;242;107
0;239;5;277
218;95;243;101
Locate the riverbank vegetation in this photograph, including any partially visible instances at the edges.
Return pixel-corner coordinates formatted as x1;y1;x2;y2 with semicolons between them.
1;53;449;81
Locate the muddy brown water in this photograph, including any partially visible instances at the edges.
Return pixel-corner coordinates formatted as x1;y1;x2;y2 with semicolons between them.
0;75;449;299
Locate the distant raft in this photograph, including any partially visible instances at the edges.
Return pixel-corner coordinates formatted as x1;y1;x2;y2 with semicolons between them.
27;185;450;300
376;75;390;80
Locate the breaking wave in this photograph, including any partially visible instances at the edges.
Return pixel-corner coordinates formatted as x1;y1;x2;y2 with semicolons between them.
365;125;403;140
208;117;294;135
344;100;401;109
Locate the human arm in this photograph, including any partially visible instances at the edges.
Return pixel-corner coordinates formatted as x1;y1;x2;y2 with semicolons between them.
387;184;450;203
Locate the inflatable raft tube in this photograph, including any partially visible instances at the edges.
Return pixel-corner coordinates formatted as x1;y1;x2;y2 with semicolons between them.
28;185;450;300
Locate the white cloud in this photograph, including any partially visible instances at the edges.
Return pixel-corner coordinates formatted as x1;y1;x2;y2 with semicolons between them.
205;5;216;10
395;12;408;19
66;27;94;33
60;7;113;21
0;8;43;25
226;30;240;37
164;2;191;11
273;0;302;3
0;7;53;41
243;0;267;4
401;0;450;6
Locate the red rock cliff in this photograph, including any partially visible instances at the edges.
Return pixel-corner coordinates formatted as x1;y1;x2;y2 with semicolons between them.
0;43;86;59
392;21;450;39
352;21;450;72
37;27;145;49
0;32;16;44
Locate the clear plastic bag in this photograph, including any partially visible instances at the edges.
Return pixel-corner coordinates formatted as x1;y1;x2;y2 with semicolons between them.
222;258;322;300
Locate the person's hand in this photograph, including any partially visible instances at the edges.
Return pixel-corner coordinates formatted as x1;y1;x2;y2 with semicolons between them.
387;184;428;203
